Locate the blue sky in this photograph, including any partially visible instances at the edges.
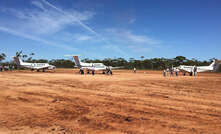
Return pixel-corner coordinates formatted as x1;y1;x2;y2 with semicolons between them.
0;0;220;61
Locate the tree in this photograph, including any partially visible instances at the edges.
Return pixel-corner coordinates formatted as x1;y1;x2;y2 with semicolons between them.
15;51;35;62
27;53;35;61
218;65;221;73
16;51;23;57
0;53;6;62
22;54;28;59
174;56;186;66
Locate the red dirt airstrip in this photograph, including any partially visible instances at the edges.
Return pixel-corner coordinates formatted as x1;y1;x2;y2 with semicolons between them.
0;69;221;134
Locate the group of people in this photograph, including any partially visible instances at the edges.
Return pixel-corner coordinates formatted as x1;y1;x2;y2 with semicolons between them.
163;66;198;77
190;66;197;76
0;65;14;72
79;66;112;75
163;68;179;77
105;66;112;75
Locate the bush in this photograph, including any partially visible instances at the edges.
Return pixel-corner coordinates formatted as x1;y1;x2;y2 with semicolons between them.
217;64;221;73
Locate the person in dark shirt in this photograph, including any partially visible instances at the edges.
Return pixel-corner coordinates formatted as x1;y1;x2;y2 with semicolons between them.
193;66;197;76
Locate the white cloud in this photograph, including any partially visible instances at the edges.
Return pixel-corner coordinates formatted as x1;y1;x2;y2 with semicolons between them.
102;28;161;54
31;1;46;11
75;34;93;41
129;18;136;24
0;26;77;51
125;31;160;44
105;28;160;45
41;0;98;36
0;1;95;35
0;0;162;57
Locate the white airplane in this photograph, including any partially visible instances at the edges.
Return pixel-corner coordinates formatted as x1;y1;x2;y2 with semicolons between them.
177;60;216;73
13;56;56;72
73;56;121;74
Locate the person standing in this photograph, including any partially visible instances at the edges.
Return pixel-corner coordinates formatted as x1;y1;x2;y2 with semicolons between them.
92;67;95;75
80;68;84;75
193;66;197;76
105;67;108;74
109;67;112;75
175;71;178;76
170;67;174;76
134;67;136;73
190;67;193;76
190;71;193;76
166;68;169;76
106;66;110;75
163;69;166;77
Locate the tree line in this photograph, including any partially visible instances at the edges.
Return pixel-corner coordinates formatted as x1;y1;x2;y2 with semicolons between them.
0;52;220;72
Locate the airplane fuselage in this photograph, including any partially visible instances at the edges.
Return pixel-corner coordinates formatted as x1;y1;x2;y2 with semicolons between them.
79;62;108;71
178;65;213;73
20;62;53;69
14;56;56;71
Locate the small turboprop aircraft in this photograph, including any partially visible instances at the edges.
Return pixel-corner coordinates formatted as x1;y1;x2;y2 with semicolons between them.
73;56;121;74
177;60;216;73
13;56;56;72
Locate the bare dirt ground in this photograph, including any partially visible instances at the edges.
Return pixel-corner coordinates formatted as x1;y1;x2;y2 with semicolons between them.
0;69;221;134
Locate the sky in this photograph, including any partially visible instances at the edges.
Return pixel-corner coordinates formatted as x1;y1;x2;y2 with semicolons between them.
0;0;220;61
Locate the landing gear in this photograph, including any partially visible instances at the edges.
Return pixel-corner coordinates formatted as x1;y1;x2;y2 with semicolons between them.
102;71;105;74
37;69;40;72
31;69;34;71
43;69;45;72
87;70;90;74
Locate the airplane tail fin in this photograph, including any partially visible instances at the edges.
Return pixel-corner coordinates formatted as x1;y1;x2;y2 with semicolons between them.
13;56;24;66
209;60;216;67
73;56;81;67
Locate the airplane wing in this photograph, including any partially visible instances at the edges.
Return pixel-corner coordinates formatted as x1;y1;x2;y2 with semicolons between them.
32;66;50;69
110;66;124;70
